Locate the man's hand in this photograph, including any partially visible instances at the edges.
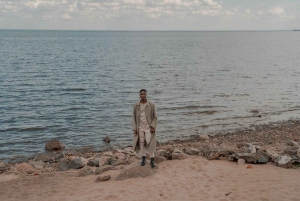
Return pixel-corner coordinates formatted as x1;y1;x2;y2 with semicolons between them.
150;127;155;133
133;130;138;135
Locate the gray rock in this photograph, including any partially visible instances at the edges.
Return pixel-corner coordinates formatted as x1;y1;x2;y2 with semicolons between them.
45;139;65;150
111;159;125;166
234;153;266;164
35;152;64;163
297;149;300;158
95;165;118;175
87;158;100;167
199;135;210;140
266;150;279;162
154;156;167;164
184;147;200;155
69;158;85;169
113;153;125;160
68;150;83;157
102;152;114;157
207;151;219;160
276;155;293;168
199;148;211;156
95;175;111;182
257;155;268;164
28;161;45;169
57;158;70;171
99;156;110;166
115;161;155;181
76;166;94;177
245;144;256;154
172;152;189;160
218;148;235;157
156;149;171;159
35;153;53;162
283;148;297;156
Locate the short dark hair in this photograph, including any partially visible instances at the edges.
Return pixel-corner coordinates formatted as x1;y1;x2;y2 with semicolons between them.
139;89;147;93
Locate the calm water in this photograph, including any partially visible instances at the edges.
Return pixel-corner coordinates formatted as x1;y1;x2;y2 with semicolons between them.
1;30;300;160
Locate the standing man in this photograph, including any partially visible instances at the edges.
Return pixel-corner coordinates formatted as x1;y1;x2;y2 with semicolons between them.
132;89;158;168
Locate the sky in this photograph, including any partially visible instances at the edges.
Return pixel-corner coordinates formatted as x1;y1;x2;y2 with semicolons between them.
0;0;299;30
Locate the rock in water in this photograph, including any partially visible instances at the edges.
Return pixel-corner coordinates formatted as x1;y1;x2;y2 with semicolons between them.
199;135;210;140
95;175;111;182
103;136;110;143
45;139;65;150
115;161;155;181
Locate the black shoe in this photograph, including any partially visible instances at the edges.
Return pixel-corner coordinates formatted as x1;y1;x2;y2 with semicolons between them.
141;156;146;166
150;158;156;168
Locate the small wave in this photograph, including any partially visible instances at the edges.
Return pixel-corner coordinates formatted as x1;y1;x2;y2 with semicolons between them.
183;110;219;116
0;127;19;132
62;88;86;92
20;127;46;132
162;105;224;110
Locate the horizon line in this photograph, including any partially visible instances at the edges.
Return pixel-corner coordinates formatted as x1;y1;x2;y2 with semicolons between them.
0;29;295;32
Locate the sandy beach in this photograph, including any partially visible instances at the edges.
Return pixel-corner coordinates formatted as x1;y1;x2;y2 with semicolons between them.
1;156;300;201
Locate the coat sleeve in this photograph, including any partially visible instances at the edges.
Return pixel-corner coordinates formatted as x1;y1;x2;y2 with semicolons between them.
150;104;158;130
132;105;137;131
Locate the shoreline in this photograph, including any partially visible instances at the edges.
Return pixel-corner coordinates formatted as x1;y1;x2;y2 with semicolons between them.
1;118;300;165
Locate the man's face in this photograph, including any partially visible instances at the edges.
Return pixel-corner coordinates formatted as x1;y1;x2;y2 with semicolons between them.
139;91;147;100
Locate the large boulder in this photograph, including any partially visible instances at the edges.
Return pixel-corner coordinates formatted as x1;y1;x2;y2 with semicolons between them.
115;161;155;181
45;139;65;150
276;155;293;168
95;165;118;175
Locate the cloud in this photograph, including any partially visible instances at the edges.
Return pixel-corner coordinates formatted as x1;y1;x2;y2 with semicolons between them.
268;7;284;15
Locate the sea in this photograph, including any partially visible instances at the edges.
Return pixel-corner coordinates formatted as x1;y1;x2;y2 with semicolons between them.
1;30;300;161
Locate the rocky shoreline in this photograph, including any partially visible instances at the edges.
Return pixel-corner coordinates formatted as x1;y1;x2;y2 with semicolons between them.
1;119;300;181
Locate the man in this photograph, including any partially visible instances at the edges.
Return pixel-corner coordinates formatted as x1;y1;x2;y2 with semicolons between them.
132;89;158;168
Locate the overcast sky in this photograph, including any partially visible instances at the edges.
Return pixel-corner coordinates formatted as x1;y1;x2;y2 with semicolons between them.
0;0;299;30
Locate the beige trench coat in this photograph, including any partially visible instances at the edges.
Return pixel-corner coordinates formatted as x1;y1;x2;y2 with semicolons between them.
132;100;158;154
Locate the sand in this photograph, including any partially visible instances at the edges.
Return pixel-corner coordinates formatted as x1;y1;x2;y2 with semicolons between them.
1;156;300;201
